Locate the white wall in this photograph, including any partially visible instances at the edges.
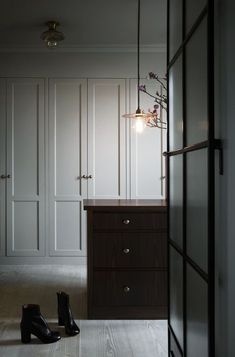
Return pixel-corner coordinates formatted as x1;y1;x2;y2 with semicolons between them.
215;0;235;356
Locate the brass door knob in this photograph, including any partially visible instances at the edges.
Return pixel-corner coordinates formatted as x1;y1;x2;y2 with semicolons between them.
122;219;130;225
122;248;130;254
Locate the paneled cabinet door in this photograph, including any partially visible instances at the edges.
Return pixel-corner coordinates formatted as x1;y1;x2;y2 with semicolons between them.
49;79;87;256
88;79;127;199
0;79;6;256
6;78;45;256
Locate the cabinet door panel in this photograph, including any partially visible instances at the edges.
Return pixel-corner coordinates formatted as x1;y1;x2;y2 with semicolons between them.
7;78;45;256
49;79;87;256
88;79;126;199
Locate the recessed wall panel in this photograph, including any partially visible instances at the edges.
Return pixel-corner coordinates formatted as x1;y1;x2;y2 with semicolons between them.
55;201;81;251
12;83;39;197
13;202;39;251
54;82;81;197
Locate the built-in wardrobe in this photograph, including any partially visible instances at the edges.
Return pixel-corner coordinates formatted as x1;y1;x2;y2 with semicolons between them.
0;77;166;262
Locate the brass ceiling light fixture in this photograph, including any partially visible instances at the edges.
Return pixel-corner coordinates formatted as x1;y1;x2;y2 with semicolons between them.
41;21;65;48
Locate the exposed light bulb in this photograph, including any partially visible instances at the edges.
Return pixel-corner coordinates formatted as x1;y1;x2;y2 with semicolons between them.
135;118;145;133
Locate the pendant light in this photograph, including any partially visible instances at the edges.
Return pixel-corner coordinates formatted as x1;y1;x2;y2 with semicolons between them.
122;0;155;132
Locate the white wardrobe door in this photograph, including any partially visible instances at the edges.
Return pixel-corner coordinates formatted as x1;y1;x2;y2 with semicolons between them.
0;79;6;256
6;78;45;256
49;79;87;256
88;79;127;199
129;79;166;199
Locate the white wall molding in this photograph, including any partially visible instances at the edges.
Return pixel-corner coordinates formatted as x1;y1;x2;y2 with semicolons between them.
0;44;166;54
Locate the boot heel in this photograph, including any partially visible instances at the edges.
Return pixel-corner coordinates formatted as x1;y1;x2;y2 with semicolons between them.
21;328;31;343
58;316;64;326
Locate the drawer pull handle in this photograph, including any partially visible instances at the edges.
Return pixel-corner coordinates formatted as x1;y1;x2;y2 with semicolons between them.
122;219;130;225
123;286;130;293
122;248;130;254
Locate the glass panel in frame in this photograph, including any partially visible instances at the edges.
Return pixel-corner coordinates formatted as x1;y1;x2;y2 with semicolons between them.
169;0;182;60
186;149;208;273
186;18;208;146
170;247;184;350
169;155;183;248
186;264;208;357
186;0;207;33
169;55;183;151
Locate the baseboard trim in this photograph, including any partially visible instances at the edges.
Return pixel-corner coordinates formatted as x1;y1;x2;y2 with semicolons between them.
0;256;87;265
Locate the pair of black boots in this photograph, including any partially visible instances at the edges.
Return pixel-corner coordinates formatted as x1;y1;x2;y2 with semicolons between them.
20;291;80;344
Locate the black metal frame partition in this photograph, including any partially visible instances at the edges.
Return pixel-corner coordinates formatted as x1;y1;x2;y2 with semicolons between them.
166;0;220;356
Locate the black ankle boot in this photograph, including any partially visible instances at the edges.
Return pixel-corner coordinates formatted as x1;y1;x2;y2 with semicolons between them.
20;304;61;344
57;291;80;336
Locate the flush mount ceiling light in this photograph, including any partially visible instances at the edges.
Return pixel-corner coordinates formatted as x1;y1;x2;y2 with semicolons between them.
41;21;65;48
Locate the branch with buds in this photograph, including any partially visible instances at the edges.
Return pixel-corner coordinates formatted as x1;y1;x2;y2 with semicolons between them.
138;72;167;129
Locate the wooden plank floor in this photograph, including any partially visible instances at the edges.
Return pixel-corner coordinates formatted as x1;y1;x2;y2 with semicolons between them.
0;265;167;357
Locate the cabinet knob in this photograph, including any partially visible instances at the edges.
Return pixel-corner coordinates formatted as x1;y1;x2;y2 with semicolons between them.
122;219;130;225
122;248;130;254
123;286;130;293
88;175;92;179
1;174;10;179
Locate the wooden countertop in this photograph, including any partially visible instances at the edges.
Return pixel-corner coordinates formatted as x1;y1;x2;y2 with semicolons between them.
83;199;167;212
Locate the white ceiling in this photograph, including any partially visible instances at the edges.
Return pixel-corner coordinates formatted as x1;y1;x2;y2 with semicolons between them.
0;0;166;48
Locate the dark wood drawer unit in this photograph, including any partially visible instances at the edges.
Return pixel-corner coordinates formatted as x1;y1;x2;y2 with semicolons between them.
84;199;167;319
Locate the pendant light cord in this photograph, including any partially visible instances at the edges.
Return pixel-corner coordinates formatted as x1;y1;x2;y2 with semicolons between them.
137;0;140;112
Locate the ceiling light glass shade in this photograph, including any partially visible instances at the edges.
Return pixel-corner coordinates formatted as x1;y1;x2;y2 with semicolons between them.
41;21;65;48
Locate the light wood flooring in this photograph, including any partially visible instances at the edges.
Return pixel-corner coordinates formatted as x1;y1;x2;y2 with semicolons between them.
0;265;167;357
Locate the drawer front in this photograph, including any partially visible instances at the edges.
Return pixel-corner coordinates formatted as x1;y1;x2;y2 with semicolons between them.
92;271;167;307
93;232;167;268
93;212;167;231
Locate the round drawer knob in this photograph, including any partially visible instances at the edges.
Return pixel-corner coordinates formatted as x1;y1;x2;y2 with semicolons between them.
123;286;130;293
122;219;130;225
122;248;130;254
